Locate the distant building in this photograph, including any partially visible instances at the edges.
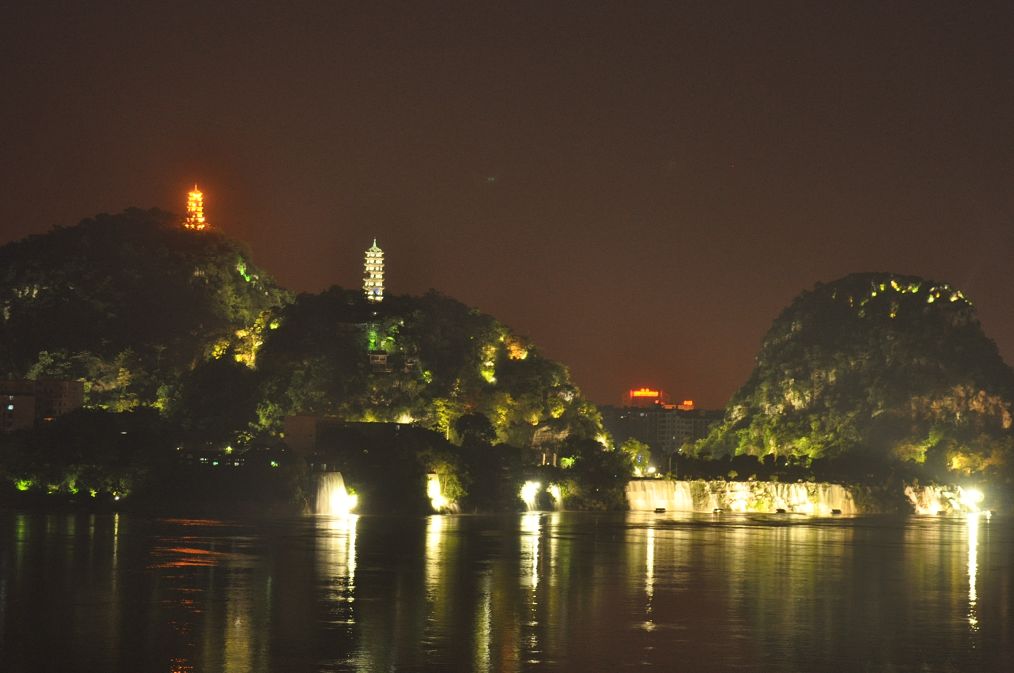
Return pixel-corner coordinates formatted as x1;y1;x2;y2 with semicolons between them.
363;239;384;303
368;350;390;373
183;185;209;231
32;379;85;419
627;387;664;407
600;399;723;458
1;389;35;432
0;379;84;431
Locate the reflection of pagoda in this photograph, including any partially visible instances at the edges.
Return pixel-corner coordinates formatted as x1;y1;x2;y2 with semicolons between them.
363;239;384;303
183;185;209;230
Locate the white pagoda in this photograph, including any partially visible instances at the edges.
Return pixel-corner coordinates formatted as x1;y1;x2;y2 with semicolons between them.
363;239;384;303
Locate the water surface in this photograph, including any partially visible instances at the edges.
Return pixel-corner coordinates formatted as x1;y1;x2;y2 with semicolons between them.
1;510;1010;672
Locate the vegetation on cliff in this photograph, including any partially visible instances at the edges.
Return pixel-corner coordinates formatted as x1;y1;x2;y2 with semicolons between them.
0;208;289;410
0;209;617;510
695;273;1014;484
255;287;603;446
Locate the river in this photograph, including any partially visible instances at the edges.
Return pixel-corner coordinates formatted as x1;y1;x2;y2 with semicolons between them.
1;510;1010;672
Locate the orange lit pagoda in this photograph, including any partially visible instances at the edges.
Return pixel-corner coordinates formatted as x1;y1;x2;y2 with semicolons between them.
183;185;209;230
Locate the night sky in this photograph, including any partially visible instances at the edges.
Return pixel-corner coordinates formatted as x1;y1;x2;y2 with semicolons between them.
2;1;1013;408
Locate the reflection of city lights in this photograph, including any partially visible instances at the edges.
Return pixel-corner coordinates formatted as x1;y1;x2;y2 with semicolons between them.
967;512;979;631
522;512;541;588
425;514;444;593
642;525;656;632
645;526;655;599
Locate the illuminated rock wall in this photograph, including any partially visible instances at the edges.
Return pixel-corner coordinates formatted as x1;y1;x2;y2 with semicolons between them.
904;484;983;515
626;479;857;515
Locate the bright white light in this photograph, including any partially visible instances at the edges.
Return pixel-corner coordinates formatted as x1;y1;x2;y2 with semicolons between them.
428;473;449;512
547;483;562;506
330;488;358;515
520;481;541;510
960;488;984;511
646;466;657;475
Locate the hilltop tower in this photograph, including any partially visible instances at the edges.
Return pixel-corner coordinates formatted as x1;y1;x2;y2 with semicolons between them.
183;185;209;231
363;239;384;303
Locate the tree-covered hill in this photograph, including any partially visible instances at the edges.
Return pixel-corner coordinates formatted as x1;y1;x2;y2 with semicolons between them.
256;287;604;446
0;208;290;409
695;273;1014;480
0;209;604;448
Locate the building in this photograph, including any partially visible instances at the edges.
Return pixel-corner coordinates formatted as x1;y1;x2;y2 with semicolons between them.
363;239;384;302
183;185;209;230
1;387;35;432
627;387;664;407
32;379;85;419
0;379;84;431
600;398;723;460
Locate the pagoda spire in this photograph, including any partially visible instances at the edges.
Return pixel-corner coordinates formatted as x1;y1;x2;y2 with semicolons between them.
363;239;384;303
183;185;209;231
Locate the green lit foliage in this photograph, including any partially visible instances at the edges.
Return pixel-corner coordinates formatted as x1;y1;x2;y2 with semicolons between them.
421;448;469;504
0;407;173;500
0;209;603;476
620;438;652;473
555;437;631;510
257;288;604;445
0;209;289;409
254;287;372;426
696;273;1014;481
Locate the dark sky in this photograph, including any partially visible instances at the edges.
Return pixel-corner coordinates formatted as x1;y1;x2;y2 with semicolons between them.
2;1;1013;408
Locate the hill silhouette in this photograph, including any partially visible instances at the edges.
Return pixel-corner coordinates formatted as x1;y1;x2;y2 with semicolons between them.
0;208;288;409
0;209;603;446
695;273;1014;480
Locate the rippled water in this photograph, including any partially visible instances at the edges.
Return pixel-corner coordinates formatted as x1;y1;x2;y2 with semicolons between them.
1;510;1011;672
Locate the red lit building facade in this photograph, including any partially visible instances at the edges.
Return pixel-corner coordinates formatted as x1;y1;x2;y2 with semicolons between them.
601;388;724;459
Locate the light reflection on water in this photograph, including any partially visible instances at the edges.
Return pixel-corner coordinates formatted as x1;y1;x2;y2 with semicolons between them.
0;510;1011;672
967;512;979;631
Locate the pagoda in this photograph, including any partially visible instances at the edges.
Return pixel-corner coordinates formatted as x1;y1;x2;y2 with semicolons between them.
363;239;384;303
183;185;209;231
